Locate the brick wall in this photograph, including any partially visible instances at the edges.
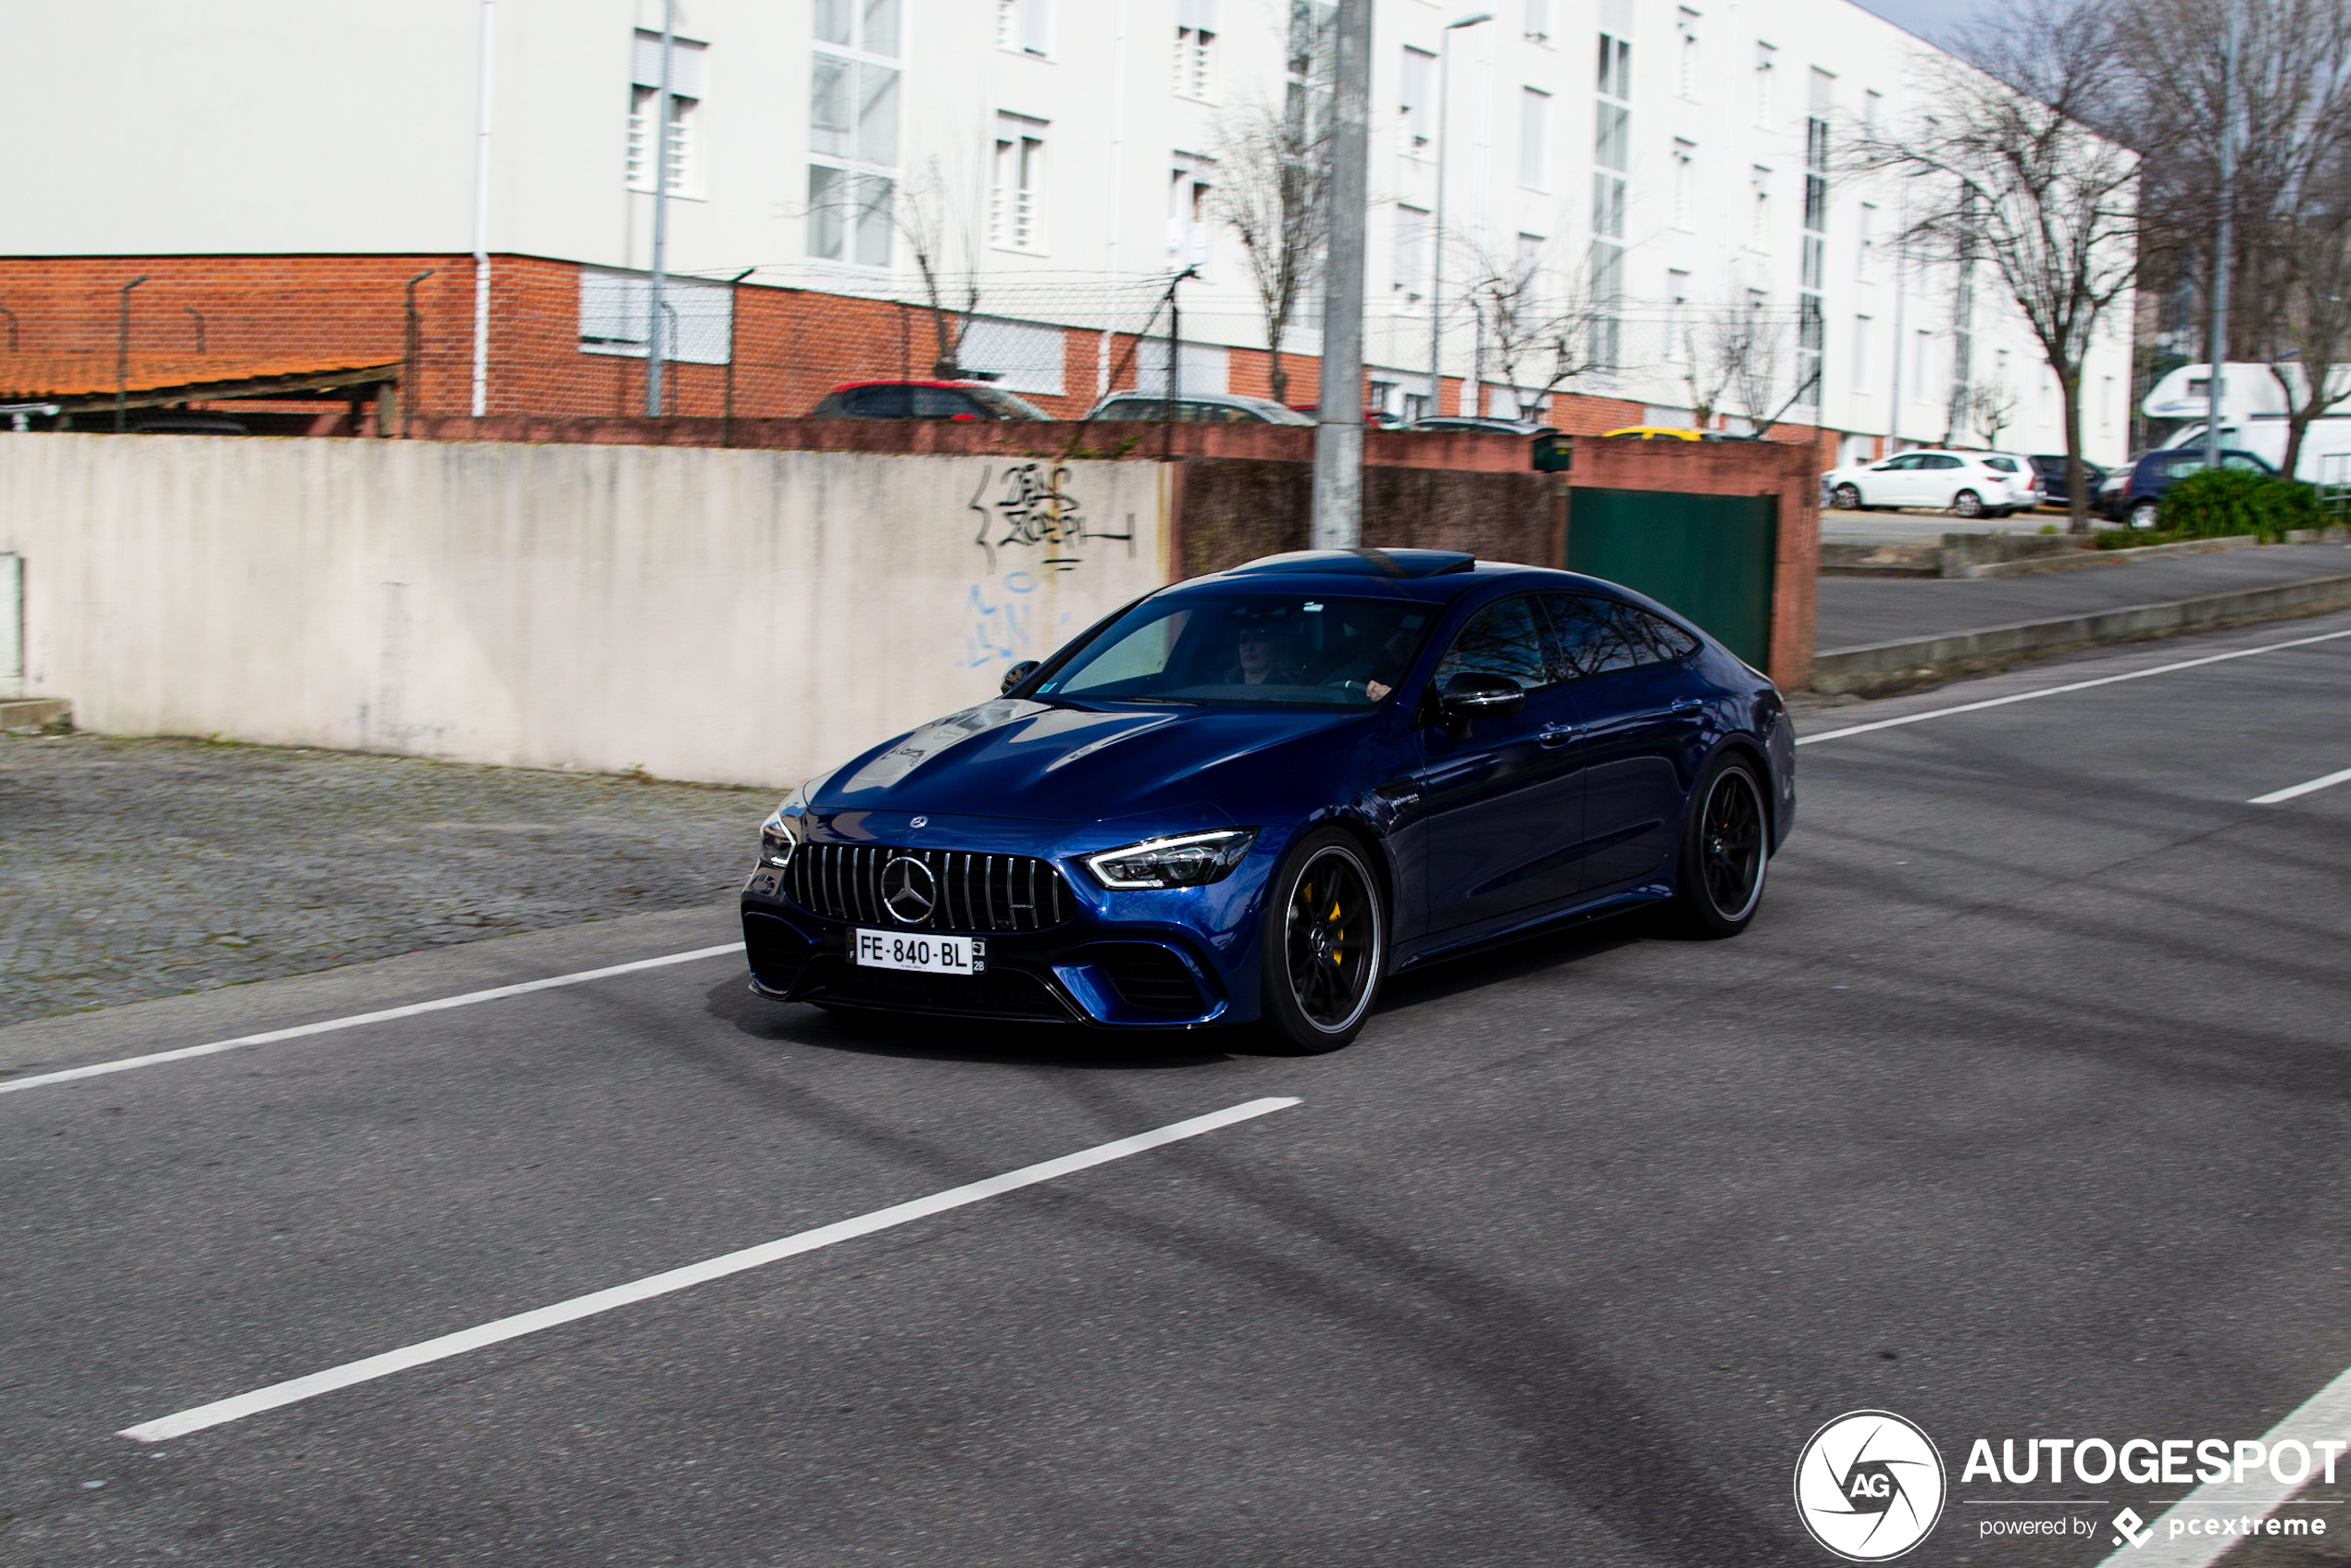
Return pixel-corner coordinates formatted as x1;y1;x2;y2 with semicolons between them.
0;254;1836;449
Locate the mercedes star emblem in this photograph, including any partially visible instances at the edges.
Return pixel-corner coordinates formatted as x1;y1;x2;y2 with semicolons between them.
881;855;937;925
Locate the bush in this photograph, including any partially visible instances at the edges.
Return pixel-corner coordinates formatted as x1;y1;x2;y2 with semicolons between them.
2158;468;2320;540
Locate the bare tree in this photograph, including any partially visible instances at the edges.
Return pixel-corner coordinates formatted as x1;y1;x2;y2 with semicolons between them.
1209;99;1332;407
2111;0;2351;474
1855;0;2141;529
1968;377;2020;446
893;156;988;377
2265;199;2351;475
1673;292;1814;436
1459;234;1612;420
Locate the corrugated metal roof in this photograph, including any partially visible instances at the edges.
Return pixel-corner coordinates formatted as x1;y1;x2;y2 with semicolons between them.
0;352;397;400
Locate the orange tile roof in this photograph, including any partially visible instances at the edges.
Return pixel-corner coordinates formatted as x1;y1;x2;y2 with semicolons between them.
0;352;397;401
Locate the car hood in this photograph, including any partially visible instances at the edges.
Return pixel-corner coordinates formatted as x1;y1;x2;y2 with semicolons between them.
814;699;1368;823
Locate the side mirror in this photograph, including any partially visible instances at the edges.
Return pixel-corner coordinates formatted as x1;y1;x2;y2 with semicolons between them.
1001;659;1041;695
1437;671;1525;733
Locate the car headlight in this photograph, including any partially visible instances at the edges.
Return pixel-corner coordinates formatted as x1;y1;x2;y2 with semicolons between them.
757;811;799;867
1083;828;1257;890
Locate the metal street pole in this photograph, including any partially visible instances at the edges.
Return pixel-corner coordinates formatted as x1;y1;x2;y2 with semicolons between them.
468;0;494;417
722;266;754;446
1427;12;1490;423
2205;0;2241;471
115;275;149;431
645;0;676;417
1312;0;1374;549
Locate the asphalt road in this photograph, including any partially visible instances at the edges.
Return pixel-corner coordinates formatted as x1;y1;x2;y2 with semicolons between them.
5;610;2350;1567
1818;541;2351;649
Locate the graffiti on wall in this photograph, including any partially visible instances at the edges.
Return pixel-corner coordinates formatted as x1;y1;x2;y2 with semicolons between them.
967;462;1135;574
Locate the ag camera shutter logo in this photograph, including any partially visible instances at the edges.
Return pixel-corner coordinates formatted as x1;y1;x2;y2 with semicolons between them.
1794;1410;1947;1561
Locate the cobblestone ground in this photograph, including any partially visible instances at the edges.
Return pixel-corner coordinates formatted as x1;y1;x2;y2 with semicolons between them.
0;734;773;1026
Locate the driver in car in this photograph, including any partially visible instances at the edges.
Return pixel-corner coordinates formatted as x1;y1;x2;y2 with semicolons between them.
1223;619;1299;686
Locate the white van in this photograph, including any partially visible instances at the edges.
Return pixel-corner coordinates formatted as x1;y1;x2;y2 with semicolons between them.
2145;363;2351;481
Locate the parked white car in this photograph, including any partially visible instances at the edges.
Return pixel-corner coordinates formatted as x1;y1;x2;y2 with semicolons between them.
1823;450;2046;518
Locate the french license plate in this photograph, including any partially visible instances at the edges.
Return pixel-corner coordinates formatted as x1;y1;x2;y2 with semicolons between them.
852;928;983;976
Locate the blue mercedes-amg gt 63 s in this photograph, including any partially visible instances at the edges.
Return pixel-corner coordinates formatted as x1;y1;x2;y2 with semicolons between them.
740;548;1796;1052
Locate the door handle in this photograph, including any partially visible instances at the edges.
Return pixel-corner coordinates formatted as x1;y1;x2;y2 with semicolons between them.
1669;698;1705;716
1538;724;1580;748
1375;777;1423;804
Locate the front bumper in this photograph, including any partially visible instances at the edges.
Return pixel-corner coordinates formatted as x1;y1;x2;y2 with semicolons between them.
739;815;1272;1028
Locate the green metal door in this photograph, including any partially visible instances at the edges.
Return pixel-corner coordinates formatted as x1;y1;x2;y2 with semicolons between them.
1565;488;1778;667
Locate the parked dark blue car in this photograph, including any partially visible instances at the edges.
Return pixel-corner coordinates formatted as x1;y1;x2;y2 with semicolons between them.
740;549;1797;1052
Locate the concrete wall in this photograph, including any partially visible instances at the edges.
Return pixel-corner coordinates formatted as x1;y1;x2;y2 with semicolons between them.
0;435;1168;789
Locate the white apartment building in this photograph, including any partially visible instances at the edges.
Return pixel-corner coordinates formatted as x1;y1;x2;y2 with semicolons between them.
4;0;2132;457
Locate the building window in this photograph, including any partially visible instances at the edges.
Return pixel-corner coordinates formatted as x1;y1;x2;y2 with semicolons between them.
1851;315;1872;387
1525;0;1550;44
1913;328;1933;402
1169;154;1215;268
1517;231;1546;302
1754;40;1776;125
997;0;1049;56
1520;88;1550;190
1748;165;1771;249
1672;139;1695;229
992;113;1049;251
1395;204;1430;296
1677;7;1699;96
807;1;899;265
1796;68;1830;406
1858;202;1877;280
1589;27;1632;369
1400;46;1435;153
1666;268;1691;360
1176;0;1217;98
1863;88;1881;137
628;31;707;196
579;268;735;362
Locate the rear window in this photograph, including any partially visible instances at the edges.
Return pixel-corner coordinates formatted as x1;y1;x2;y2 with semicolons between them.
964;386;1051;419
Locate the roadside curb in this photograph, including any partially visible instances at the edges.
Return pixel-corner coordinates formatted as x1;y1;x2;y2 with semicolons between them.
0;697;70;732
1810;570;2351;696
1958;534;2259;578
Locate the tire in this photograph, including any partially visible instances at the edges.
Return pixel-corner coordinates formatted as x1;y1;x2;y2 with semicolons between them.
2130;499;2160;529
1258;828;1386;1053
1951;489;1985;519
1832;483;1861;511
1672;753;1770;940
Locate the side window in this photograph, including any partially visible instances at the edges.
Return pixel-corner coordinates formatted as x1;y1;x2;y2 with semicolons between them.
1925;454;1962;470
1433;596;1549;691
2221;454;2264;471
1546;595;1697;676
847;384;909;417
911;386;980;418
1983;456;2018;473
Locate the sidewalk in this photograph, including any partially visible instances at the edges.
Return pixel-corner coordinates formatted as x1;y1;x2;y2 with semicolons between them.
1810;541;2351;692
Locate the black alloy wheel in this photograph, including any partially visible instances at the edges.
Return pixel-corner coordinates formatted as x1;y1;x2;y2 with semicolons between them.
1673;754;1770;938
1832;483;1861;510
1260;828;1385;1053
1952;488;1985;518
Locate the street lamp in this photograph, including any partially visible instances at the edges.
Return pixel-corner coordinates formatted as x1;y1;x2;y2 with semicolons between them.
1427;11;1491;422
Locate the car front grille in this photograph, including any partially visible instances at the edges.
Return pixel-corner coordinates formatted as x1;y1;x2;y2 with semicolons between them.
783;842;1074;932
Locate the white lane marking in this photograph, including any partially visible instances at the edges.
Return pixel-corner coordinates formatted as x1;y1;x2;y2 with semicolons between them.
120;1096;1300;1443
2250;765;2351;805
1797;627;2351;746
0;944;743;1099
2095;1362;2351;1567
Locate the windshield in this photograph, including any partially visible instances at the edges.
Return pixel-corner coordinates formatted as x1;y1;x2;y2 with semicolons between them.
1035;591;1438;707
